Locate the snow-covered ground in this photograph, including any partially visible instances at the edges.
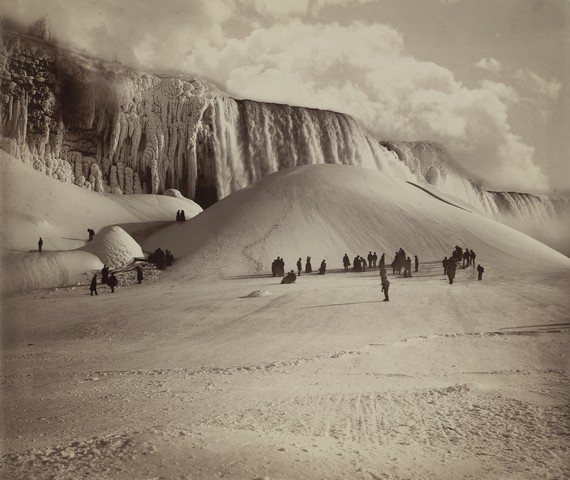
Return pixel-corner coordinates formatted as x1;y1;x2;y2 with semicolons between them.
1;156;569;479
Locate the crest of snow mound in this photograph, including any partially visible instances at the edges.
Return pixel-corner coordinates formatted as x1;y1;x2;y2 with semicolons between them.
80;226;143;268
242;290;271;298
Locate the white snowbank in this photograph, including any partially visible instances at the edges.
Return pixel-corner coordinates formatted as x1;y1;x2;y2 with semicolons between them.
143;164;570;279
1;251;102;294
80;226;143;269
0;150;202;252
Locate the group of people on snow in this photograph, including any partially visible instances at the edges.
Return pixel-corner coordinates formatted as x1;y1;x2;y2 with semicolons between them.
442;246;483;284
275;244;485;300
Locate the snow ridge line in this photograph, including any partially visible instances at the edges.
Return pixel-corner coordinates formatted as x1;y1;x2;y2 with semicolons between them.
71;349;365;379
395;329;569;343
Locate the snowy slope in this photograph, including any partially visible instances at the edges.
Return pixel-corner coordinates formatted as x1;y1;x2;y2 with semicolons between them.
0;151;202;293
0;150;202;253
144;164;570;278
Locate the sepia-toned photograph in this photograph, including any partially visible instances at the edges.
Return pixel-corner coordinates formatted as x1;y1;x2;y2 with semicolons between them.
1;1;568;478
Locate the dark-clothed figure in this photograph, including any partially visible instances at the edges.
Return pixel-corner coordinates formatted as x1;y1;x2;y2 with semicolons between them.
372;252;378;268
470;250;476;267
305;257;312;274
176;210;181;221
297;258;302;276
379;253;385;269
361;256;366;272
165;250;174;266
90;275;98;296
136;266;143;284
462;249;470;267
108;273;118;293
442;257;448;275
354;256;361;272
180;210;186;221
87;228;95;241
405;257;412;277
101;265;109;284
414;255;419;273
379;267;387;283
367;252;373;269
319;260;326;275
343;254;350;271
447;260;456;284
477;264;485;281
38;237;43;252
281;270;297;284
381;279;390;301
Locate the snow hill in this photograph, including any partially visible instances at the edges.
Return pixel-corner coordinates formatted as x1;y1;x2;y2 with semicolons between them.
0;151;202;293
143;164;570;279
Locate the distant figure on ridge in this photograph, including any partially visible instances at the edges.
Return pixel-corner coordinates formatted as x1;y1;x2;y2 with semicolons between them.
319;260;326;275
343;254;351;272
281;270;297;284
447;259;457;284
305;256;312;274
108;273;118;293
372;252;378;268
136;266;144;284
381;278;390;302
367;252;373;269
405;257;412;277
414;255;419;273
90;274;98;296
87;228;95;241
101;265;109;284
297;258;302;276
470;250;476;267
477;264;485;281
442;256;449;275
38;237;43;252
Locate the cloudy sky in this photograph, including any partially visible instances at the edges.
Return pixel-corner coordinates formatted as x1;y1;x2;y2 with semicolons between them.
2;0;568;192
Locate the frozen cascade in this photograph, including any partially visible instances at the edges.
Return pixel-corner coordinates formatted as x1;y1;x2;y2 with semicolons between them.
383;141;570;255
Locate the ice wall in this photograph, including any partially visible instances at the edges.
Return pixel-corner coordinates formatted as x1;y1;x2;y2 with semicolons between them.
383;141;570;255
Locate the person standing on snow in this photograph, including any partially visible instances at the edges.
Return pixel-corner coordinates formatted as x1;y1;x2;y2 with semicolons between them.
477;264;485;281
296;258;302;276
90;274;98;296
381;278;390;301
38;237;43;252
318;259;326;275
343;254;351;271
414;255;419;273
447;259;457;284
305;257;312;274
108;273;118;293
136;266;144;284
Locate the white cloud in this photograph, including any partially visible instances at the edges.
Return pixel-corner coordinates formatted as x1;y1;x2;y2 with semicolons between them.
185;20;548;191
475;57;502;74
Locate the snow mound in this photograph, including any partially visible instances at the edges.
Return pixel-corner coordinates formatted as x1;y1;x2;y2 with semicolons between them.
162;189;184;199
242;290;271;298
143;164;570;279
80;226;143;268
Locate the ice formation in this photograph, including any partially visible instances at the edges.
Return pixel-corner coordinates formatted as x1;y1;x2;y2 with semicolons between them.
1;27;568;252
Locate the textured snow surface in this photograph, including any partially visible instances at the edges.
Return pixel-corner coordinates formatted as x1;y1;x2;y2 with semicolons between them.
1;157;569;480
80;226;143;269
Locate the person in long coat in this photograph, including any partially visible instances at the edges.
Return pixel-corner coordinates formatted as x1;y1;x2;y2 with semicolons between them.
90;275;98;296
477;264;485;281
305;257;312;274
447;260;456;284
136;266;144;284
381;279;390;301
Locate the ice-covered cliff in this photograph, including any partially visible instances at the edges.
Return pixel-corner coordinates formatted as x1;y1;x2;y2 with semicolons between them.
383;141;570;255
1;27;568;254
0;27;410;207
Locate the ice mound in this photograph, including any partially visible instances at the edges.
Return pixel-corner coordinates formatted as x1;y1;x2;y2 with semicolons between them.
242;290;271;298
80;226;143;268
162;189;184;199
